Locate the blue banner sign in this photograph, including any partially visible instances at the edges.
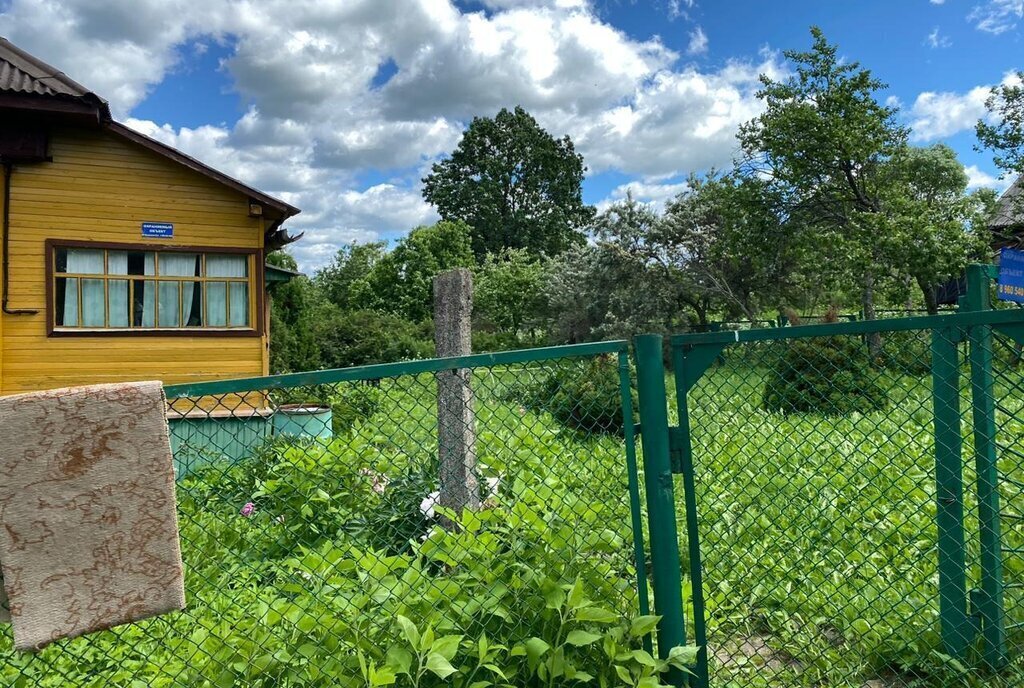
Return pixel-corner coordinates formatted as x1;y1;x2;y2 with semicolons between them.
142;222;173;238
998;247;1024;303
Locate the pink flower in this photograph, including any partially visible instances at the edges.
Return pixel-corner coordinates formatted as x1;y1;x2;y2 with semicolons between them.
240;502;255;517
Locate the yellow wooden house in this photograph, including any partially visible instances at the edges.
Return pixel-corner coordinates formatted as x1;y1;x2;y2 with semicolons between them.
0;37;301;399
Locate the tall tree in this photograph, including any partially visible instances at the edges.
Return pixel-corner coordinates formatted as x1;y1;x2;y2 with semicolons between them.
314;242;386;311
366;221;476;322
422;106;594;260
738;27;908;344
876;144;992;313
659;174;795;323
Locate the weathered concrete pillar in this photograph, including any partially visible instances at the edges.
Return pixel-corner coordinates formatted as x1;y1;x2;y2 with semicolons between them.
433;268;479;516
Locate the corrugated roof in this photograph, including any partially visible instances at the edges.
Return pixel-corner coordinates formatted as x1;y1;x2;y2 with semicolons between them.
0;37;105;105
991;177;1022;229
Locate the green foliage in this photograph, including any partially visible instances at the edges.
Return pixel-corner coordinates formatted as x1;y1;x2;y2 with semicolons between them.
876;330;932;377
874;144;991;312
267;251;322;374
366;222;476;322
329;383;385;433
423;106;594;260
513;356;633;436
473;248;548;341
762;337;889;415
315;242;387;312
977;71;1024;177
317;310;434;369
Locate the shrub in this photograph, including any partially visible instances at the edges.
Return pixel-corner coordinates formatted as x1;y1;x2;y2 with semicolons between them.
763;335;889;416
316;309;434;369
327;383;384;433
513;355;634;436
876;330;931;376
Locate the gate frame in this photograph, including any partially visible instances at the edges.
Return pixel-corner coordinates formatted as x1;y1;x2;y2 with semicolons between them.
664;304;1024;685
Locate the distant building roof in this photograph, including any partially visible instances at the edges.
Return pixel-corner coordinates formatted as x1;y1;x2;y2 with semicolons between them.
0;36;301;238
991;176;1023;231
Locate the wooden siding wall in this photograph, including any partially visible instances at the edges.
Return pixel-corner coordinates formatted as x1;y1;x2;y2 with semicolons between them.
0;127;268;395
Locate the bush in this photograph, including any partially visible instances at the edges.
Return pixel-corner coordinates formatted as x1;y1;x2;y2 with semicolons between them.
763;336;889;416
327;383;384;433
316;309;433;369
876;330;931;376
513;355;634;436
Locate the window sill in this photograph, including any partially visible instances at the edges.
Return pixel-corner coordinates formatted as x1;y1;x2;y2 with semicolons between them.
49;327;260;338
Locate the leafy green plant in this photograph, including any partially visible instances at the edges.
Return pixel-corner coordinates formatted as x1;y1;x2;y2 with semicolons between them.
762;336;889;415
511;355;634;436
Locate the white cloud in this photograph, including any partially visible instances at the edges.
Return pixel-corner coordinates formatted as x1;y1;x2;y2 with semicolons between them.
2;0;783;271
909;85;991;140
965;164;1014;192
969;0;1024;35
687;26;709;55
909;71;1021;141
667;0;695;20
931;0;945;4
925;26;952;48
597;177;690;213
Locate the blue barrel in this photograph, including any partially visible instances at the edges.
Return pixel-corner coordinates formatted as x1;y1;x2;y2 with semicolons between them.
273;404;334;440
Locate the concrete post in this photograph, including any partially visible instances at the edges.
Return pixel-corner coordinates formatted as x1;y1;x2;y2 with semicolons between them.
433;268;479;517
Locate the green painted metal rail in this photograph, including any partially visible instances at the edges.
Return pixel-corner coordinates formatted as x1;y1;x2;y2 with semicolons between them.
165;340;629;398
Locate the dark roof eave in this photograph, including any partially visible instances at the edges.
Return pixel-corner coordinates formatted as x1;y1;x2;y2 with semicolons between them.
106;121;300;220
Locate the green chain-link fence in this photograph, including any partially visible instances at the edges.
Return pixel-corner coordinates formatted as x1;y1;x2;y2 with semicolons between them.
1;342;682;687
9;272;1024;687
667;302;1024;687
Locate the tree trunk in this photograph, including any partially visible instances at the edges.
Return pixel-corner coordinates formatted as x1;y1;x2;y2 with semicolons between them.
917;276;940;315
862;275;882;360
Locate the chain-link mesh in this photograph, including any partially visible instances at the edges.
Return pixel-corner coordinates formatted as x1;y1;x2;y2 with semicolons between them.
678;325;1024;687
990;327;1024;676
0;348;656;686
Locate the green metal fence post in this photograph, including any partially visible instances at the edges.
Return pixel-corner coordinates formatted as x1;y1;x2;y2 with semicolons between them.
964;263;1008;670
671;343;710;688
634;334;688;686
619;350;653;655
932;326;973;660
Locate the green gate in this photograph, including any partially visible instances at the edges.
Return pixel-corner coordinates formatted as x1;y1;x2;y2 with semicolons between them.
636;265;1024;687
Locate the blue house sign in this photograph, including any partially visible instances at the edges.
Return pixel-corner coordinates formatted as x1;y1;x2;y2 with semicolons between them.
142;222;174;238
998;247;1024;303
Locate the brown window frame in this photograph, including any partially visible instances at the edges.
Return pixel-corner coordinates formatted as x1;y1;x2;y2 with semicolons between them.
45;239;265;338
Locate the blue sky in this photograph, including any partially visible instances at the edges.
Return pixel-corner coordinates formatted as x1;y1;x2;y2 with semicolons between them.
2;0;1021;269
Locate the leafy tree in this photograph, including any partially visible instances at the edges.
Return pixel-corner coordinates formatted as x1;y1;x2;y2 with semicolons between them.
659;174;795;323
314;242;385;311
366;221;475;322
422;106;594;260
544;244;613;343
315;310;433;369
473;248;548;341
738;27;908;343
586;192;713;332
977;72;1024;177
875;144;992;313
266;251;321;373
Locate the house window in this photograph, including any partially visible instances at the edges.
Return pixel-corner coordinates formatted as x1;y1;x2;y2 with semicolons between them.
52;246;253;331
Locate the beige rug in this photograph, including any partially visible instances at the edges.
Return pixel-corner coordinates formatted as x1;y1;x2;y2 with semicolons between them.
0;381;185;651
